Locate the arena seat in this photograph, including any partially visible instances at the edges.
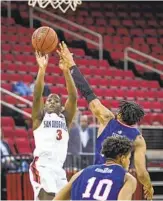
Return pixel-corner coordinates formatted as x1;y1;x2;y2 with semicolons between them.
4;95;18;105
7;64;17;72
1;117;15;129
23;75;33;83
15;138;32;154
78;99;87;108
125;91;136;101
110;100;119;110
1;83;12;91
2;127;15;139
17;65;29;73
3;137;17;154
13;129;28;138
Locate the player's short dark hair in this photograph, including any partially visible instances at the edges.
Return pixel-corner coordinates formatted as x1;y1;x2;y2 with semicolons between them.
118;100;145;125
101;136;132;159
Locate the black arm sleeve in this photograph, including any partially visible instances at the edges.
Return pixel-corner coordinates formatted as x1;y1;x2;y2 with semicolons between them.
70;65;97;103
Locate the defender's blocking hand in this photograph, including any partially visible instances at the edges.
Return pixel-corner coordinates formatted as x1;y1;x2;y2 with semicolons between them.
57;41;75;69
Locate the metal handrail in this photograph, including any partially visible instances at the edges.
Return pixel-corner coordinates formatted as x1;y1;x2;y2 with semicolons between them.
29;7;103;60
0;88;33;106
0;100;31;118
124;47;163;75
1;1;11;18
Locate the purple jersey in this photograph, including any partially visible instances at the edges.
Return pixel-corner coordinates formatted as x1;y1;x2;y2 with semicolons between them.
95;119;140;164
71;164;126;200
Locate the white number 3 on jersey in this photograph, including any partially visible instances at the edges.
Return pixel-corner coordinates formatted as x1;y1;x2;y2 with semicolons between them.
82;177;113;201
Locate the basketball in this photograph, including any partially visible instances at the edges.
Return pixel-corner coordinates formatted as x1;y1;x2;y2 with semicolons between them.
32;26;58;54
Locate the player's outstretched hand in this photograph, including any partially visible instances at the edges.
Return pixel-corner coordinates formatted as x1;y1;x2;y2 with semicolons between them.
56;41;76;69
35;51;49;70
58;57;69;72
143;185;154;200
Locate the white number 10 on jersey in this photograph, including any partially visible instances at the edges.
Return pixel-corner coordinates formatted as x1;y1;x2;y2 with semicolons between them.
82;177;113;201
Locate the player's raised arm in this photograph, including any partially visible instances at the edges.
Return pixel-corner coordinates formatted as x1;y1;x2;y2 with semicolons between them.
57;43;77;127
58;41;114;125
134;135;154;200
53;171;82;200
118;173;137;200
32;52;48;130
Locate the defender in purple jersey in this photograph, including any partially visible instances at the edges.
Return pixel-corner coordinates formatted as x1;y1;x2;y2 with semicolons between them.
57;42;154;200
54;136;137;201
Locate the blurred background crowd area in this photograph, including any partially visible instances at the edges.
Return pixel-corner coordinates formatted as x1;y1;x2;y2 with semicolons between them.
1;0;163;200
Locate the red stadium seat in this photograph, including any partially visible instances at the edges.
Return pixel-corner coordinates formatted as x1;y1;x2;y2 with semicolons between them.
93;69;107;77
99;79;110;87
13;129;28;138
6;17;15;25
78;99;87;108
135;20;146;27
147;37;158;45
122;20;133;27
2;127;15;139
45;75;55;84
133;37;145;45
146;91;157;101
96;19;106;26
105;89;117;99
7;64;17;72
110;100;119;110
96;27;106;34
46;67;56;74
101;100;110;108
148;20;158;27
3;138;17;154
89;78;100;87
1;83;12;91
122;37;131;45
152;114;163;124
125;90;136;101
15;138;32;154
4;54;14;62
109;79;120;88
4;95;18;105
8;73;21;82
156;90;163;101
152;102;162;113
115;89;125;100
1;117;15;128
144;29;157;36
2;44;11;52
117;28;129;36
111;52;123;60
110;19;120;27
93;88;105;98
141;114;153;125
148;81;160;90
135;91;146;101
98;60;109;68
23;75;33;83
17;65;29;73
139;101;151;112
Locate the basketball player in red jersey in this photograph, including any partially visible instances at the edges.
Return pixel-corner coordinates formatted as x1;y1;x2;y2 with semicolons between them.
29;51;77;200
57;42;154;200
